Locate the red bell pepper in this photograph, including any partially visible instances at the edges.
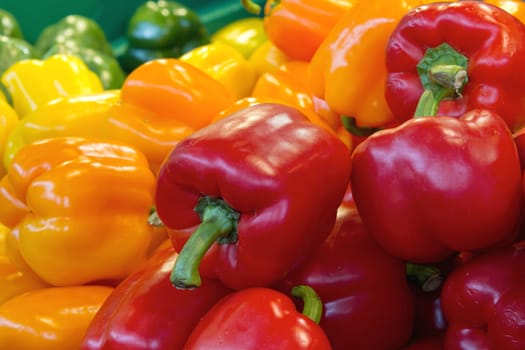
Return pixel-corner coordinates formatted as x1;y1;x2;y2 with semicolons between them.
183;285;332;349
441;241;525;348
351;108;523;263
155;103;351;290
274;195;414;349
81;246;231;350
385;1;525;131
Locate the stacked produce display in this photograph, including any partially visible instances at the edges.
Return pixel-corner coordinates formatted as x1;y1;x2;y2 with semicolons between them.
1;0;525;349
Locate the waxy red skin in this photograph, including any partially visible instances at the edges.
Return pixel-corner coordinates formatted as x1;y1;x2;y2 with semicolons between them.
275;198;415;350
81;247;232;350
183;287;333;350
350;109;522;263
155;103;352;290
385;1;525;131
441;242;525;349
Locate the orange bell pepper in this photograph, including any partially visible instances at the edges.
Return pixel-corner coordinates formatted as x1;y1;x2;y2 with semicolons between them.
251;61;340;130
308;0;452;129
0;99;18;178
0;285;113;349
106;58;236;173
242;0;355;61
484;0;525;23
0;137;155;286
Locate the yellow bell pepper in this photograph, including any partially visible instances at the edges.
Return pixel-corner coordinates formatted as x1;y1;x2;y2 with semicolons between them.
0;285;113;349
2;89;120;169
1;53;103;117
308;0;453;129
0;137;155;286
211;17;268;58
179;43;258;100
0;99;18;178
249;40;290;77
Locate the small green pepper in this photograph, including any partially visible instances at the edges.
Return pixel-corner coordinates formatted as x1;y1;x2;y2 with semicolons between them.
34;15;114;57
0;35;36;77
119;0;209;72
0;9;23;39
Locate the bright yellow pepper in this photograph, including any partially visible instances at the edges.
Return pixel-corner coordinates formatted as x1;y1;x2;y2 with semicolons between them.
249;40;290;77
0;285;113;349
0;99;18;178
0;137;155;286
2;89;120;169
179;43;258;100
211;17;268;58
308;0;453;129
1;53;103;117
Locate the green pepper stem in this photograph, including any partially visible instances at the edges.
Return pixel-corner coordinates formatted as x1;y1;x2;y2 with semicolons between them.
240;0;262;15
406;263;443;292
414;43;469;118
291;285;323;324
170;197;239;289
340;116;381;137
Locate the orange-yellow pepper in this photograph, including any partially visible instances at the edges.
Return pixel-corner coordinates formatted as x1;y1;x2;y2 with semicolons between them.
242;0;355;61
484;0;525;22
249;40;290;77
0;285;113;349
1;54;103;117
179;43;258;100
308;0;453;129
0;137;155;286
0;99;18;178
106;58;236;173
2;90;120;170
211;17;268;58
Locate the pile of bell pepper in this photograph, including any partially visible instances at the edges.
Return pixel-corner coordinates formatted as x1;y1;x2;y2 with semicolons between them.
3;0;525;348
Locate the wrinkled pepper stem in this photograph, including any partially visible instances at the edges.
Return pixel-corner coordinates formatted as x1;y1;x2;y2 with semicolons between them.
414;43;469;118
341;115;381;137
170;196;240;289
241;0;263;15
406;263;444;292
291;285;323;324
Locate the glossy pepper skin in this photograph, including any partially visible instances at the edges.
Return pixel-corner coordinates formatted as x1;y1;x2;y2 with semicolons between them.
0;35;36;78
308;0;449;130
0;285;113;350
211;17;268;59
0;98;18;177
184;286;332;349
275;194;415;350
155;103;351;290
81;246;232;350
2;90;120;170
385;1;525;131
179;42;258;99
1;53;103;117
106;58;236;174
120;0;209;72
0;9;23;39
441;242;525;348
0;137;155;286
243;0;355;61
34;14;113;57
351;109;523;263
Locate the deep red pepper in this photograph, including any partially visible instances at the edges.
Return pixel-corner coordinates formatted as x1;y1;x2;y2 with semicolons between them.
385;1;525;131
80;247;231;350
183;285;332;349
155;103;351;290
351;109;523;263
274;195;415;350
441;242;525;348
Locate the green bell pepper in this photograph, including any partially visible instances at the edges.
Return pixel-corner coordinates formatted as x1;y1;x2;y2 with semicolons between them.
44;43;126;90
34;15;114;57
0;9;23;39
0;35;36;77
119;0;209;72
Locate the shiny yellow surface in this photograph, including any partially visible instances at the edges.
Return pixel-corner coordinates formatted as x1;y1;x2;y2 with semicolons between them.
211;17;268;58
1;54;103;117
249;40;290;77
0;99;18;178
0;137;155;286
0;285;113;349
180;43;258;99
2;90;120;170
